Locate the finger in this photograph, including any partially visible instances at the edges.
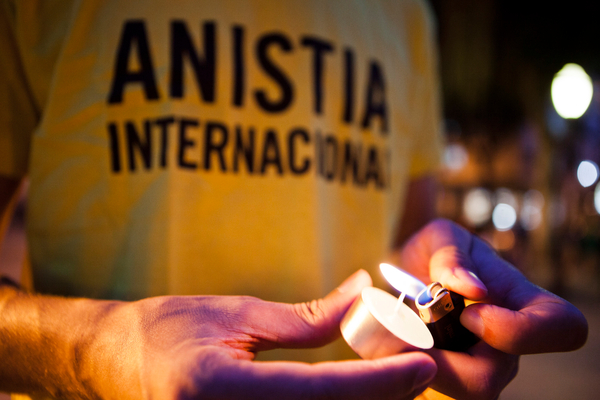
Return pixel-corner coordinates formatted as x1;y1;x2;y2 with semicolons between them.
401;219;487;300
468;236;538;308
247;269;373;349
460;300;589;354
400;219;471;283
465;237;588;354
428;246;488;301
203;351;437;400
426;343;519;400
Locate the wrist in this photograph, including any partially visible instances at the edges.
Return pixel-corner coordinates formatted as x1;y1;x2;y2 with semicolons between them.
0;288;140;399
73;299;144;400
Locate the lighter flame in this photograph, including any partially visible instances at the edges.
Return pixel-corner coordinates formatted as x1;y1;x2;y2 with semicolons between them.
379;263;426;300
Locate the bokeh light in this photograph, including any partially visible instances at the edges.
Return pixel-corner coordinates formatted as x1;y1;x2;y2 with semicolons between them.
577;160;599;188
496;188;518;210
521;190;544;230
443;143;468;171
594;182;600;214
551;63;593;119
492;203;517;231
463;188;492;226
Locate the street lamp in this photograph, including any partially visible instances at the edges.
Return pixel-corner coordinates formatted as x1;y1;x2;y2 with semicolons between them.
551;63;593;119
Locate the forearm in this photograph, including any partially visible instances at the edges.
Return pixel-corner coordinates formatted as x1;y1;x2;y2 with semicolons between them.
0;283;135;399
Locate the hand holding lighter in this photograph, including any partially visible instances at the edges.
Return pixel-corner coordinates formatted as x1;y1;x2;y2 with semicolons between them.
415;282;478;352
340;264;478;359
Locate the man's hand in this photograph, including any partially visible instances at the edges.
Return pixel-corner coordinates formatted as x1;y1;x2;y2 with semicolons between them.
395;219;588;400
0;270;437;400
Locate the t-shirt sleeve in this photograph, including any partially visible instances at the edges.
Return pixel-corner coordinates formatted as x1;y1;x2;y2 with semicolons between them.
0;1;39;179
407;0;443;179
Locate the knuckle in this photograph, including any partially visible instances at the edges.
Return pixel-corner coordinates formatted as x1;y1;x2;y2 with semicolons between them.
433;245;470;266
480;307;532;354
426;217;454;234
295;298;328;326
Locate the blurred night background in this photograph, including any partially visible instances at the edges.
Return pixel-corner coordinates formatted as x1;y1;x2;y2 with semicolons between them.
429;1;600;398
1;0;600;399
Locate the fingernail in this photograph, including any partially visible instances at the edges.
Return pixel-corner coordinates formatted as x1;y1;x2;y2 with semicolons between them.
455;269;488;294
413;362;437;389
460;307;484;337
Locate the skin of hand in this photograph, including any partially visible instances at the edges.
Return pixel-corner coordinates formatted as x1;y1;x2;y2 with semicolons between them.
394;218;589;400
0;270;437;400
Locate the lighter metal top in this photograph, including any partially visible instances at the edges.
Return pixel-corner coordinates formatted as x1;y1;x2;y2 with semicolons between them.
415;282;455;323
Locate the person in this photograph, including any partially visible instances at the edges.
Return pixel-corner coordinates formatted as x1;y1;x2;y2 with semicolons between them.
0;1;588;399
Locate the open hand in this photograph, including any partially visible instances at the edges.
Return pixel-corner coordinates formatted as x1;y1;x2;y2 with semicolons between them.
79;270;437;400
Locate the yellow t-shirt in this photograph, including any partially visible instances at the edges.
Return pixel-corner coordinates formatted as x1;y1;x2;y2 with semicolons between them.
1;0;442;376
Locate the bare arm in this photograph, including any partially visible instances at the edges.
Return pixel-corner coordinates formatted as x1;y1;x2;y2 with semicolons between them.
0;287;110;397
0;269;436;400
1;175;88;398
1;175;439;399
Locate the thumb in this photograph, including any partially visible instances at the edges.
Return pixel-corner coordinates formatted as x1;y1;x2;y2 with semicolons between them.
254;269;372;350
317;268;374;324
429;245;488;301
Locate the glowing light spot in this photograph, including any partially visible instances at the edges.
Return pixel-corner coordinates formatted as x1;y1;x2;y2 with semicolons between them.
443;143;468;171
496;188;518;210
492;203;517;231
594;182;600;214
463;188;492;226
551;63;593;119
577;160;599;188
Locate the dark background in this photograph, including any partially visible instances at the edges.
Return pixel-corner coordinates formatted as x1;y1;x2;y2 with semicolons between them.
429;2;600;398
